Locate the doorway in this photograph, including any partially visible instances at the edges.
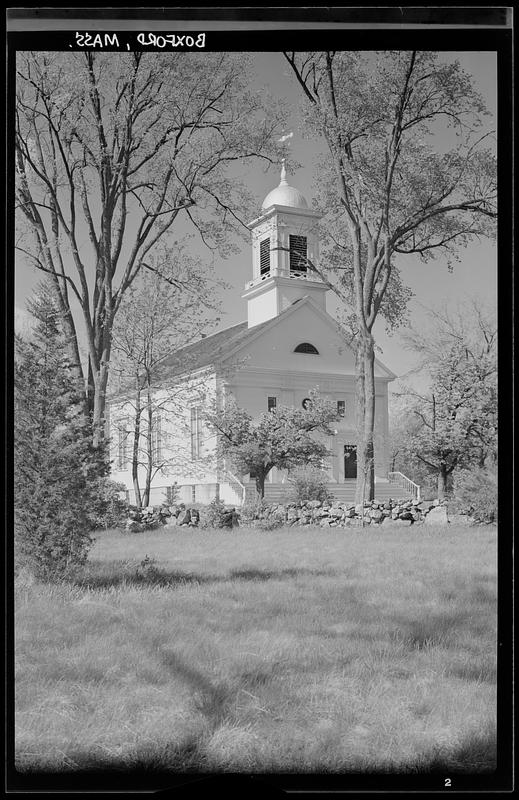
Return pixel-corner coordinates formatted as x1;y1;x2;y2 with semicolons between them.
344;445;357;480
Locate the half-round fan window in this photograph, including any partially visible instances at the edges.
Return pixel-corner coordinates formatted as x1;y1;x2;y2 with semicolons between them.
294;342;319;355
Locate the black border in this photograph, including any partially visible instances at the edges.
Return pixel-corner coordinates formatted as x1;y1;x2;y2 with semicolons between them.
5;9;514;797
5;7;511;26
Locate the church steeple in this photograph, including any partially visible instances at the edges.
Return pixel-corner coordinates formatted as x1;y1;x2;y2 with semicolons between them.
242;165;327;328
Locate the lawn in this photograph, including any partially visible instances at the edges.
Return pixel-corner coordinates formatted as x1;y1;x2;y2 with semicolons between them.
15;524;497;774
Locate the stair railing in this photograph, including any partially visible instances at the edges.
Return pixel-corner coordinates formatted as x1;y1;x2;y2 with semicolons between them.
225;470;247;506
388;472;421;500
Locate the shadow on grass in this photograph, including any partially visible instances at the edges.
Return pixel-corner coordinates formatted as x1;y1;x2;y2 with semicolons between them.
411;726;497;773
15;736;208;775
69;562;338;590
228;567;337;582
389;609;480;651
15;726;496;776
445;662;497;683
157;648;234;728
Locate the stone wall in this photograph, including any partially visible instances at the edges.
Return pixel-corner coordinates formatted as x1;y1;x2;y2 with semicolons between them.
123;498;478;532
241;498;473;527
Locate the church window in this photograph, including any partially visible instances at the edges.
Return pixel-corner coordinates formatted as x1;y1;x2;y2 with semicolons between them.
294;342;319;355
117;417;129;470
267;396;277;412
151;412;162;465
190;407;202;460
337;400;346;417
260;238;270;275
166;485;177;504
289;234;307;272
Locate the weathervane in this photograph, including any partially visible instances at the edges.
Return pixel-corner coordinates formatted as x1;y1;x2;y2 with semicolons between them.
278;131;294;183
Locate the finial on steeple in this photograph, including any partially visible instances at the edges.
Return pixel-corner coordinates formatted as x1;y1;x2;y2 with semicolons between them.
280;158;288;185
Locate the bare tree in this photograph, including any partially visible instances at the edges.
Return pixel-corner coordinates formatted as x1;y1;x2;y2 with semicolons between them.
110;249;219;506
16;51;284;444
284;50;496;501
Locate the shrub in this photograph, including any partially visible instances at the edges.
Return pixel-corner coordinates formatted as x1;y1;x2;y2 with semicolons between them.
162;483;179;507
87;479;129;530
287;466;332;504
418;475;442;503
15;481;96;580
255;517;284;531
200;498;232;529
135;554;161;581
240;497;267;525
453;467;497;523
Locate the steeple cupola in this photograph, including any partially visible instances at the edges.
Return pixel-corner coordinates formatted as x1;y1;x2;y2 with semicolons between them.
261;160;309;210
243;162;327;328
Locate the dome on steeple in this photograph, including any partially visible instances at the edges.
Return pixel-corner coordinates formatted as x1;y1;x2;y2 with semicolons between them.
261;160;308;210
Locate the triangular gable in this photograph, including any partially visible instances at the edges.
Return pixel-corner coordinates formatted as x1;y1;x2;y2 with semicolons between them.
221;295;396;381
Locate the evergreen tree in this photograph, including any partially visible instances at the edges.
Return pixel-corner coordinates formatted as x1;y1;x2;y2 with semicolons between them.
14;285;106;579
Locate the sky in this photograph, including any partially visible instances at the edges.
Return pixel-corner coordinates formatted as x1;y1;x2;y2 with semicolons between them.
211;51;498;391
14;50;497;394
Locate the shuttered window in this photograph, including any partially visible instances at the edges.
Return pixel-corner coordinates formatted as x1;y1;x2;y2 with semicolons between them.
260;238;270;275
190;407;202;460
117;418;129;470
289;235;307;272
151;413;162;465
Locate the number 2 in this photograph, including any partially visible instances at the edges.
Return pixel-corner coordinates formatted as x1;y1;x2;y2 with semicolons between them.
445;778;451;787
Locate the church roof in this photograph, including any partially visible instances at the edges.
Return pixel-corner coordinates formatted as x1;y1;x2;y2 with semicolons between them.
154;319;250;380
150;310;303;385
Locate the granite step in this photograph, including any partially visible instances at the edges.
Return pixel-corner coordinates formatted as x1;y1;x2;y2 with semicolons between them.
254;481;415;504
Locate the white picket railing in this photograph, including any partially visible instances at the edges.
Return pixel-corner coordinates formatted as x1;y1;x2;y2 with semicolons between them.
245;268;324;291
388;471;421;500
226;471;247;506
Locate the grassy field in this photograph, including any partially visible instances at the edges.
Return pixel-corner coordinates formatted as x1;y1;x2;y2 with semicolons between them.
15;524;497;774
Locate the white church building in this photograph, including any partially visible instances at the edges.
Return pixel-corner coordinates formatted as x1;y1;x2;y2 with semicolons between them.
109;165;397;506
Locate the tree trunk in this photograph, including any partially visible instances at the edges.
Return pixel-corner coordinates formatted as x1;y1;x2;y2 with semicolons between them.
132;383;142;508
437;467;448;500
50;273;89;417
143;386;153;507
86;360;96;420
63;313;88;415
355;334;376;504
92;360;110;449
255;472;266;499
92;307;113;449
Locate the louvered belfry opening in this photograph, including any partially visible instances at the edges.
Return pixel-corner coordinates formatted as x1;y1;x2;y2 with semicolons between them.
289;234;307;272
260;238;270;275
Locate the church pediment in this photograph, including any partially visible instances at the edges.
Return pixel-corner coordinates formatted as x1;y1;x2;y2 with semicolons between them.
222;296;396;381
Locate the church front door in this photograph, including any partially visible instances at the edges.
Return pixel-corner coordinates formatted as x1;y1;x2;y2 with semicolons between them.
344;445;357;480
